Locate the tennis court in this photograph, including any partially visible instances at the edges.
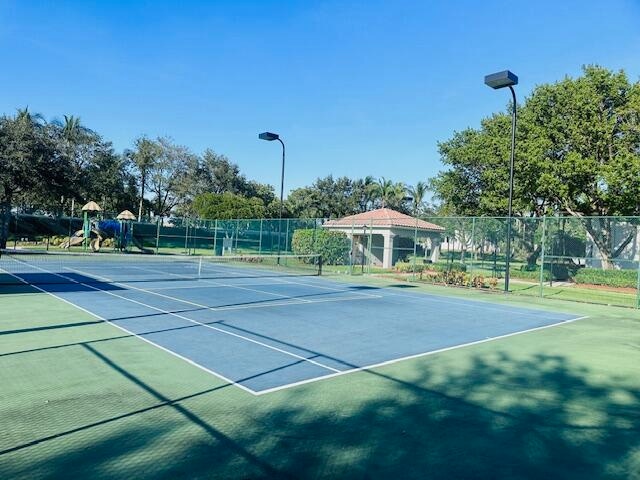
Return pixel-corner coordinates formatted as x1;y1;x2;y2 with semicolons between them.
0;250;583;394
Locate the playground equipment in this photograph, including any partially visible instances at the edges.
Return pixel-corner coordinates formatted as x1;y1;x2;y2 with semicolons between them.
81;201;101;251
59;207;153;254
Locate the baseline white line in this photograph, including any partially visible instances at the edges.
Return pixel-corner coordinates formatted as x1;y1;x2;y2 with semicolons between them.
254;314;590;395
23;263;341;374
0;264;258;395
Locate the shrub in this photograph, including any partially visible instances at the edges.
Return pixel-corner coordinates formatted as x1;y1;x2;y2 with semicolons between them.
291;229;349;265
394;262;426;274
573;268;637;289
509;267;552;282
432;262;467;273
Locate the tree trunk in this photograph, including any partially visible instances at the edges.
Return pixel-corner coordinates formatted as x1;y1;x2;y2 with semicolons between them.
138;170;146;222
581;216;633;270
525;244;542;268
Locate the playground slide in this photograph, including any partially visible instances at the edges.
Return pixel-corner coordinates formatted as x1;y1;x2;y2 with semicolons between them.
60;229;103;250
132;235;154;254
60;230;86;249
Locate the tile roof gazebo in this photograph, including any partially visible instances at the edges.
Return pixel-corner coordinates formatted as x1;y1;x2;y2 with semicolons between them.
323;208;445;268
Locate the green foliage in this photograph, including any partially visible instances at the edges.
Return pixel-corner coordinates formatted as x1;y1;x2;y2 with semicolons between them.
286;175;375;219
573;268;637;289
510;267;552;282
192;192;266;220
395;261;466;274
431;66;640;268
291;229;349;265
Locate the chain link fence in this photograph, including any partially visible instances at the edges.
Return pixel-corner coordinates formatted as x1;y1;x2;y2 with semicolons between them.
4;212;639;308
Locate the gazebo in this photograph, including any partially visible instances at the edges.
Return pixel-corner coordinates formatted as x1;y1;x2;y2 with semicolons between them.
323;208;445;268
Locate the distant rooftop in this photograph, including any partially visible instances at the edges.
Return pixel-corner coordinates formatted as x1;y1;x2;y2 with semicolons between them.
323;208;444;231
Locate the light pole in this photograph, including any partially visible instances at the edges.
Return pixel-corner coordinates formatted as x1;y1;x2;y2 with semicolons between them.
258;132;285;263
484;70;518;293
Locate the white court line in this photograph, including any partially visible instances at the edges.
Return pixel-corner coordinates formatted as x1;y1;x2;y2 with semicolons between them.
130;265;316;303
65;265;380;315
268;275;575;319
19;262;342;376
5;261;588;396
0;264;258;395
140;260;382;300
121;265;382;311
254;314;590;395
129;263;383;304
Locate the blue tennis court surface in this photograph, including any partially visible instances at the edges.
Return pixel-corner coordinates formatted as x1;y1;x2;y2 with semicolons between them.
2;255;582;394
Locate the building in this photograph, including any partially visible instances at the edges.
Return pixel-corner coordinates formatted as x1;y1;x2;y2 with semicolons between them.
323;208;445;268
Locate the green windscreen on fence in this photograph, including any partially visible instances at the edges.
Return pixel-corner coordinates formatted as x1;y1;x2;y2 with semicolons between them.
0;250;322;286
4;212;639;308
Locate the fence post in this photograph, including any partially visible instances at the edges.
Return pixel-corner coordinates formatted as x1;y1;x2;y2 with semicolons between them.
412;218;418;281
539;215;547;298
349;220;355;275
258;219;263;254
285;218;290;253
213;219;218;255
469;217;476;280
67;215;73;250
234;219;239;253
152;218;158;254
636;225;640;309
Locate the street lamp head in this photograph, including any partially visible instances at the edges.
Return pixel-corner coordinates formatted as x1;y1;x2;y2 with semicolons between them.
258;131;280;141
484;70;518;89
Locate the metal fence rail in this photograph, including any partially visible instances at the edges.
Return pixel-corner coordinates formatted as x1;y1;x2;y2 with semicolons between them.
5;213;640;308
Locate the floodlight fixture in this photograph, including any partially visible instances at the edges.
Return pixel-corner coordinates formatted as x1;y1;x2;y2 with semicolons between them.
258;132;280;141
484;70;518;89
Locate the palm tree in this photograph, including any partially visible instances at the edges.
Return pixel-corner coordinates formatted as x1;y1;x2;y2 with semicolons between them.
129;137;162;221
407;181;429;215
368;177;396;208
356;175;376;211
15;107;46;128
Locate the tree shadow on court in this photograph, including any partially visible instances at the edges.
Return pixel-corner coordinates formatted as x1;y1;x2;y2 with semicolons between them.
2;342;638;479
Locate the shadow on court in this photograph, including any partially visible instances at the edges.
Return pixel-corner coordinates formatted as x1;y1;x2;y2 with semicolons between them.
1;334;638;479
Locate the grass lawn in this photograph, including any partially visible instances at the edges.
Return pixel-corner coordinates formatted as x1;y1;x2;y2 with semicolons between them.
1;274;639;479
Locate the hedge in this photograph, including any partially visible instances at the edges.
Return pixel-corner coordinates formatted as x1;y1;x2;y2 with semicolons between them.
573;268;637;289
291;229;349;265
509;267;552;282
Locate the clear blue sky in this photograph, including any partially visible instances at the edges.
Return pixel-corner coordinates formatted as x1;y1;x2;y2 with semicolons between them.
1;0;639;195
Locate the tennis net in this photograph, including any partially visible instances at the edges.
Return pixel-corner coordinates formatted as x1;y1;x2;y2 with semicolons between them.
0;250;322;286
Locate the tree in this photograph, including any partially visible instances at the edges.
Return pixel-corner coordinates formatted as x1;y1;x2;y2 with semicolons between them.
147;137;195;218
407;181;429;215
0;110;68;246
286;175;367;219
368;178;410;212
431;66;640;269
128;136;162;221
84;142;138;213
523;66;640;268
192;192;266;219
197;149;249;195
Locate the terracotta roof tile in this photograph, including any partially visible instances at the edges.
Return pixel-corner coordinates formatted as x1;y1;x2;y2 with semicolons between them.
323;208;444;231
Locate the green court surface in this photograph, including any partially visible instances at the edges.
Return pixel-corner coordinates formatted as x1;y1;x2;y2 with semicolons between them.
1;278;639;479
